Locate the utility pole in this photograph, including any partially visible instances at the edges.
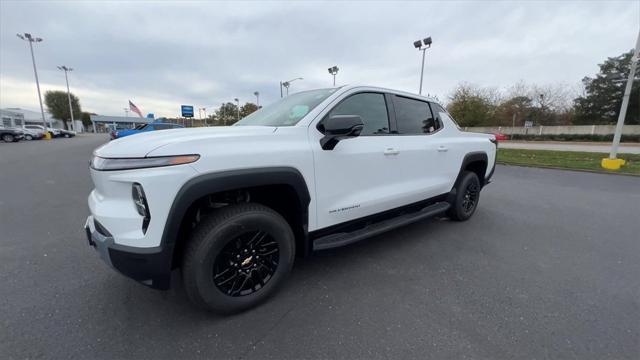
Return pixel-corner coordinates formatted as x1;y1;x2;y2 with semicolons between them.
221;103;226;125
57;66;75;131
603;30;640;170
123;108;129;118
17;33;48;136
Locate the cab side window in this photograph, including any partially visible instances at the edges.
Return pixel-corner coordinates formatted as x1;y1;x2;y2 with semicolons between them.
326;93;389;135
428;103;447;130
394;96;442;134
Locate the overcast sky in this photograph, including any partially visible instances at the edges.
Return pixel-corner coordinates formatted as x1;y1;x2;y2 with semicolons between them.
1;0;638;118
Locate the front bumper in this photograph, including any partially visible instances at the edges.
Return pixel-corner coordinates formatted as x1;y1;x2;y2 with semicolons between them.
84;215;173;289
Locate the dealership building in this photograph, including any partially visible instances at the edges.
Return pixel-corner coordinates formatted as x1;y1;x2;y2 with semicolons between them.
0;108;85;131
88;114;152;133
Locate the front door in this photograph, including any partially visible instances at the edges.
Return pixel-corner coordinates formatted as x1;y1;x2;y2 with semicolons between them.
310;91;423;230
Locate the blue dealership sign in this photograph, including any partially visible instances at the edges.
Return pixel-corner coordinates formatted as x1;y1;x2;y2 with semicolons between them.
181;105;194;118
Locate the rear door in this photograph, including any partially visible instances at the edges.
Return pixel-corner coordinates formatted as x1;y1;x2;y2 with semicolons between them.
391;95;451;197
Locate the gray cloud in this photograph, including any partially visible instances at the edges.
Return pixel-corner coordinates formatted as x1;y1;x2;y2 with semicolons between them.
1;0;638;118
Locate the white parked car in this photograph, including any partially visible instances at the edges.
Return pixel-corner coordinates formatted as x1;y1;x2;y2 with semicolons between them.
24;124;60;137
22;127;45;140
85;85;497;313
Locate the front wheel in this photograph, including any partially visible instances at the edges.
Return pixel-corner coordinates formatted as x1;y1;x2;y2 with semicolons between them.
182;203;295;313
447;171;481;221
25;135;33;140
2;134;14;142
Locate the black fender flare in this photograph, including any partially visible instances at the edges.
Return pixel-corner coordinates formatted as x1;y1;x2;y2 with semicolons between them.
449;152;489;201
160;167;311;249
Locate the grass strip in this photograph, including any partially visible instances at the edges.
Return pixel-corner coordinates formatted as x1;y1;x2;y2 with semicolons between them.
496;148;640;175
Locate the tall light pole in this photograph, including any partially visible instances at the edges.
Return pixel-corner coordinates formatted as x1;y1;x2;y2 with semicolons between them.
200;107;207;126
57;65;76;132
413;36;432;95
328;66;339;86
17;33;49;135
281;77;303;97
234;98;240;121
123;108;129;118
221;102;226;125
254;91;260;107
603;30;640;170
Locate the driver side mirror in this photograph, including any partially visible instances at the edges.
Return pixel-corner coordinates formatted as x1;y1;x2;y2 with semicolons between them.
320;115;364;150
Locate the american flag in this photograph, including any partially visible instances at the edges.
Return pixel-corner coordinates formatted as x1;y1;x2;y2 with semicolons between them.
129;100;143;118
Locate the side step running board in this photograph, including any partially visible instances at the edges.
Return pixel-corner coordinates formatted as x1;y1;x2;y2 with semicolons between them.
313;202;450;251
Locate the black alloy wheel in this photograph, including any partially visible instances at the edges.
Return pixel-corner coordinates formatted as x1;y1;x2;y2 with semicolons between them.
461;181;479;214
182;202;295;313
447;170;481;221
213;230;280;297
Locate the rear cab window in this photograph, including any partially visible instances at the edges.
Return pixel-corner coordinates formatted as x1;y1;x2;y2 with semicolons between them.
393;96;442;135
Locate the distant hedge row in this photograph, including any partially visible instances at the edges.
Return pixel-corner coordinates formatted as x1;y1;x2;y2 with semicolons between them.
508;134;640;143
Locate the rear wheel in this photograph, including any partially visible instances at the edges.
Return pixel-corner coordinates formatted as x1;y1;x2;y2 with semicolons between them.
2;134;14;142
25;134;33;140
447;171;481;221
182;203;295;313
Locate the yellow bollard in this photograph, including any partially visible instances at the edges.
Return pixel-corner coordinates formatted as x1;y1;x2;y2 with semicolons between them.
44;132;52;140
601;158;625;170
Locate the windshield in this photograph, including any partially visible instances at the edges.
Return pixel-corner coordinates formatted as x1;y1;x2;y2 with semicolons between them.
234;88;338;127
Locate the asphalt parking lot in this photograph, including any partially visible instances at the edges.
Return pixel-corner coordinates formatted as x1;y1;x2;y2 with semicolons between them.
1;134;639;359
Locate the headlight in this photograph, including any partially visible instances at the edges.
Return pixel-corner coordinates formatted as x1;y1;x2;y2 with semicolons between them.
91;155;199;171
132;183;151;233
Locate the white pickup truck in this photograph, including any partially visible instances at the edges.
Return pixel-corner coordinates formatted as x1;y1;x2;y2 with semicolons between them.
85;85;496;313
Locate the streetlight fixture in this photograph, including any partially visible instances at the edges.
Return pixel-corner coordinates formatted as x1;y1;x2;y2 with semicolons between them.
280;77;303;97
254;91;260;107
234;98;240;121
57;65;76;132
328;66;339;86
413;36;432;95
17;33;49;135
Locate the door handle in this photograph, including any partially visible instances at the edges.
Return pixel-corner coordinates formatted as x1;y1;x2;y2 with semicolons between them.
437;146;448;152
384;147;400;155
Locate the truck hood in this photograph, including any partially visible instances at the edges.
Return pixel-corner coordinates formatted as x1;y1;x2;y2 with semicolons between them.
94;126;278;158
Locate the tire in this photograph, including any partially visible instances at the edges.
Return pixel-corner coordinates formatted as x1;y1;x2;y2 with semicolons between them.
447;171;481;221
25;135;33;140
2;134;14;142
64;134;70;138
182;202;295;313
